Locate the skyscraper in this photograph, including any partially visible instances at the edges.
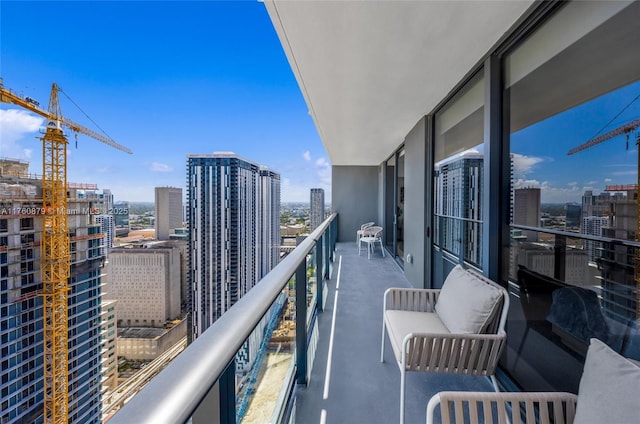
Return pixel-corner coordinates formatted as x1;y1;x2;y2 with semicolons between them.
310;188;325;231
155;187;183;240
186;153;280;343
0;159;106;423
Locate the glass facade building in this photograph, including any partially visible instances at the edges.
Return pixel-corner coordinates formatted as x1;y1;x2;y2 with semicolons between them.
186;153;280;346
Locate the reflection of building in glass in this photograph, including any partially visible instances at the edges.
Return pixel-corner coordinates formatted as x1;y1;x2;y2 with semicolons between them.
510;241;588;286
513;187;541;241
582;216;609;261
565;203;581;230
187;153;281;371
434;150;483;265
310;188;325;231
594;185;638;325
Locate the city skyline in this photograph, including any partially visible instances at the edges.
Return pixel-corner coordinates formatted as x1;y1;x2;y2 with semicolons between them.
0;1;331;203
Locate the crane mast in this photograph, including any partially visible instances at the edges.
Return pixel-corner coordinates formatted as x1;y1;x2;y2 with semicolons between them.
1;79;131;424
41;83;71;424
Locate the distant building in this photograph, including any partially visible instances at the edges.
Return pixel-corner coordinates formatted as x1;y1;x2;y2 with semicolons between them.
155;187;183;240
513;187;541;241
113;200;130;236
117;319;187;361
187;152;280;371
106;242;182;327
582;216;609;261
96;213;115;255
0;159;106;423
310;188;325;231
101;299;118;394
565;203;581;230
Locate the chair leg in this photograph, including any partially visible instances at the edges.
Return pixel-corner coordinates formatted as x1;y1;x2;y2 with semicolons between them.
379;239;385;257
400;369;406;424
490;375;500;392
381;320;386;363
368;242;371;259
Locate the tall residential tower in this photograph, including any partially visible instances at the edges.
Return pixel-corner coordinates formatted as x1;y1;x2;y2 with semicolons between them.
186;153;280;342
310;188;325;231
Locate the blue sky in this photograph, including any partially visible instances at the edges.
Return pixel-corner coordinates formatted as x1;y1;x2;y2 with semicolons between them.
0;1;330;203
511;80;640;203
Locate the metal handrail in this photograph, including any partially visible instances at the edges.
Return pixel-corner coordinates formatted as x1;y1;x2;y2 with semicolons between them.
109;213;337;424
511;223;640;247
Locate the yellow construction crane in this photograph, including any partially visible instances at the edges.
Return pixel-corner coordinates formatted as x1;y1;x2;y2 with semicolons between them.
1;79;131;424
568;117;640;322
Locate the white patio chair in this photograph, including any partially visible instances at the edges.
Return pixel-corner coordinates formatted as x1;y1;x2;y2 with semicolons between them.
425;338;640;424
356;221;375;244
358;226;384;259
381;265;509;424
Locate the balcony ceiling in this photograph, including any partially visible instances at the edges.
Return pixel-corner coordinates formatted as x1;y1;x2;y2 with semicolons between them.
264;0;535;166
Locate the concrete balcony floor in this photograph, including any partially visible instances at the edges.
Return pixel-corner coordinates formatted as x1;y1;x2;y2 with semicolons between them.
296;242;493;424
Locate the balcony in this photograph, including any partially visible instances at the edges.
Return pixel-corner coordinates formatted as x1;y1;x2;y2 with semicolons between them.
110;215;493;424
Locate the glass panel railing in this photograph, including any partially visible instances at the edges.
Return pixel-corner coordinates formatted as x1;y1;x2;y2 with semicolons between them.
306;245;317;327
110;213;337;424
504;225;640;394
236;282;296;423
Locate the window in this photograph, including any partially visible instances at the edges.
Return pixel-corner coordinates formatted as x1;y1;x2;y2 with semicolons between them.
503;0;640;393
434;70;485;270
19;218;33;231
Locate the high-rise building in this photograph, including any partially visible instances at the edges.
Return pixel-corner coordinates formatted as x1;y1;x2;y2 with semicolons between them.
434;150;483;265
513;187;541;241
186;153;280;351
96;214;114;255
155;187;183;240
0;159;106;423
310;188;325;231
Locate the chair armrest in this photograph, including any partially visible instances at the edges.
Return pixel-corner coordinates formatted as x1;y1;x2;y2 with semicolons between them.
427;391;578;424
402;331;507;375
383;287;441;313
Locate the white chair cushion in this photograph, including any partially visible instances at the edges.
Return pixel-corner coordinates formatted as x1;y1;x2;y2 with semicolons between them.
384;310;450;362
435;265;503;334
574;338;640;424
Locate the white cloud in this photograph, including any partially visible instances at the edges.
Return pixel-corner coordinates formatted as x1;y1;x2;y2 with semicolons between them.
302;151;311;161
0;109;44;160
150;162;173;172
605;178;612;182
279;155;332;202
612;170;637;176
315;157;328;167
511;153;544;179
568;182;578;187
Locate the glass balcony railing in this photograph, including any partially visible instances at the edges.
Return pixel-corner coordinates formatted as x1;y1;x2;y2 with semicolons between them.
504;223;640;393
109;214;337;424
